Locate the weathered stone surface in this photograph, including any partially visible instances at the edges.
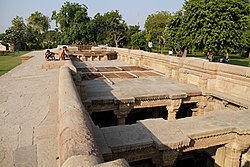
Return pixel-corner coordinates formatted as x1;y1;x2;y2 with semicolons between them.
14;145;37;167
58;65;103;166
0;51;59;167
98;109;250;165
110;47;250;101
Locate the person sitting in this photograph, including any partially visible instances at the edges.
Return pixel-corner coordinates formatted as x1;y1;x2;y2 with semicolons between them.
220;56;229;63
207;51;213;62
45;50;56;61
59;46;69;60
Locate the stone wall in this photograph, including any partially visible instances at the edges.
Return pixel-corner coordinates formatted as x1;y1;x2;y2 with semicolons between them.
58;65;129;167
109;48;250;102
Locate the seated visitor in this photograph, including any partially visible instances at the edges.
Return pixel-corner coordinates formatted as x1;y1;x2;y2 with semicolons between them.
59;46;69;60
45;50;56;61
207;51;213;62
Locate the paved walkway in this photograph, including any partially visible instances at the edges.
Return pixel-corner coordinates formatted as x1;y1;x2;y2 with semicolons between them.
0;51;58;167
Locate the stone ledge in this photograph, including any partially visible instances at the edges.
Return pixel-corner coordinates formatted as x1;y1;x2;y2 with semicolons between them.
58;66;102;166
42;60;77;73
204;91;250;108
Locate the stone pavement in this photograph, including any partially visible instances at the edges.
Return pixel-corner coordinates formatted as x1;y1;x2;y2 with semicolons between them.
0;51;59;167
75;60;201;101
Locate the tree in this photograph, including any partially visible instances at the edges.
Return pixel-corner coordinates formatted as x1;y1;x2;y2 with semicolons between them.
164;11;185;52
4;16;27;51
88;13;106;45
179;0;249;55
103;10;128;47
42;30;62;49
239;20;250;58
0;33;5;41
27;11;50;34
144;11;172;50
131;31;147;50
124;25;140;48
52;1;90;44
89;10;128;47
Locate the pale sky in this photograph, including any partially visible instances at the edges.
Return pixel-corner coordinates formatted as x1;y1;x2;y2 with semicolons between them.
0;0;185;33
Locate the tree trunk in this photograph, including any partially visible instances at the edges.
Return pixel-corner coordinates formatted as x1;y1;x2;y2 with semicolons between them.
115;40;119;48
182;47;188;57
226;52;229;59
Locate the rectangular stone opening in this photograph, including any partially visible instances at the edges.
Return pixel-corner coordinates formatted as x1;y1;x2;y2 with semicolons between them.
176;103;196;119
129;159;155;167
126;107;167;125
91;111;117;128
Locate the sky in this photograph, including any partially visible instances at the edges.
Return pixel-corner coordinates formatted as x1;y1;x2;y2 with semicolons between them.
0;0;185;33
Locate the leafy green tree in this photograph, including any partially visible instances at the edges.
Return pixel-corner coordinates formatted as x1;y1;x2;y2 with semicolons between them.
42;30;62;49
27;11;50;33
4;16;27;50
164;11;185;52
26;11;50;49
144;11;172;49
89;10;128;47
180;0;249;55
52;1;90;44
103;10;128;47
131;31;147;50
124;25;140;47
239;20;250;58
0;33;6;41
26;25;38;49
88;13;106;45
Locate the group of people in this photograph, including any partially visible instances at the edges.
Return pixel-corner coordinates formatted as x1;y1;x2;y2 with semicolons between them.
44;46;69;61
206;51;229;63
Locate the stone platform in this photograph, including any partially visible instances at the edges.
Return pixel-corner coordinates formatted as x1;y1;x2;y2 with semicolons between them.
95;109;250;166
0;51;59;167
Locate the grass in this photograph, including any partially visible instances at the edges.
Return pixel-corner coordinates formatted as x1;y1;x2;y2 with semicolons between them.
0;51;30;76
188;53;250;67
153;49;250;67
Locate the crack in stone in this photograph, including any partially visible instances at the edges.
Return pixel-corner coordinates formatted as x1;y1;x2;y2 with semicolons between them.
17;125;22;149
32;127;35;145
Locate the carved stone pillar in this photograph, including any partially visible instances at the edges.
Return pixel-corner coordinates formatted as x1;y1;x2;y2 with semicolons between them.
196;96;209;116
116;115;126;125
214;146;226;167
113;103;131;125
223;142;243;167
167;100;181;120
162;150;178;167
196;101;206;116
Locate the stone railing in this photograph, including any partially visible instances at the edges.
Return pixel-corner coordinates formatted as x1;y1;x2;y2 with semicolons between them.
108;48;250;103
58;65;129;167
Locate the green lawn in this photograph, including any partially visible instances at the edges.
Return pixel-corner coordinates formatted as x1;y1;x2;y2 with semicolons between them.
0;51;30;76
153;50;250;67
187;53;250;67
